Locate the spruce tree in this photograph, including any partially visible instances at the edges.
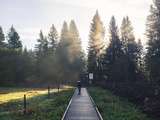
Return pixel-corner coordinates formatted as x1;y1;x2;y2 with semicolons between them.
56;21;69;64
108;16;122;62
36;30;48;57
56;21;72;83
0;26;6;48
120;16;139;82
103;16;123;87
69;20;85;77
8;26;22;49
146;0;160;86
137;39;143;69
144;1;160;114
56;21;84;82
69;20;82;59
48;24;58;52
121;16;135;54
35;30;49;80
88;11;105;83
59;21;69;43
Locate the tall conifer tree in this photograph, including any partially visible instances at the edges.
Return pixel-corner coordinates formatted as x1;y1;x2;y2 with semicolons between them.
48;24;58;52
120;16;139;82
8;26;22;49
103;16;123;87
0;26;6;48
146;0;160;86
88;11;105;82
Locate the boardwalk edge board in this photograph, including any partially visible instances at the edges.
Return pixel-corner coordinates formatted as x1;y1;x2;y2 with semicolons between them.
87;88;104;120
61;89;75;120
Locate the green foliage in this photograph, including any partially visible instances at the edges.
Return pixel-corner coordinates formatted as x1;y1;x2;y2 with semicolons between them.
145;0;160;86
0;49;22;84
0;88;74;120
88;87;153;120
0;26;6;48
48;24;58;52
0;21;85;86
35;30;56;83
120;16;142;82
101;16;144;94
56;20;85;83
88;10;105;83
0;26;35;85
144;1;160;117
0;26;27;85
7;26;22;50
36;30;49;58
102;16;123;86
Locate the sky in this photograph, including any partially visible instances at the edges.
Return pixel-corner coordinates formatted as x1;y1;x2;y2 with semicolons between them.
0;0;153;51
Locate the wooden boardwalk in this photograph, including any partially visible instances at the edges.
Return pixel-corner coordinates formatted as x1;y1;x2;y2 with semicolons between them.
63;88;100;120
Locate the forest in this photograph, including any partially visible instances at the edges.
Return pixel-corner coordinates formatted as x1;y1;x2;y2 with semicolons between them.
0;0;160;119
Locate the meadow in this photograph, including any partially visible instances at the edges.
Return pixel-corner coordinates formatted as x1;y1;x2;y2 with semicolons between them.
0;86;74;120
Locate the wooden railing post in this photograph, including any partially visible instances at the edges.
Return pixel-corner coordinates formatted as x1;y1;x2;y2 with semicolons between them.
23;94;26;114
48;85;50;98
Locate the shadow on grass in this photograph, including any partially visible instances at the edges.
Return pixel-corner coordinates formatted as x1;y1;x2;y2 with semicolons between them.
0;88;74;120
88;87;154;120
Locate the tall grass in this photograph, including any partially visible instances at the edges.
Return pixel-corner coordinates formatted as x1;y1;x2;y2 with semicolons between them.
88;87;154;120
0;87;74;120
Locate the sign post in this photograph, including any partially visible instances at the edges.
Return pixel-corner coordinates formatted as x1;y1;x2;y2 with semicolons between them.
89;73;93;84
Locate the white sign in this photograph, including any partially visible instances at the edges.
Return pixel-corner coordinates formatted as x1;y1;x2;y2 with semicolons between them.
89;73;93;80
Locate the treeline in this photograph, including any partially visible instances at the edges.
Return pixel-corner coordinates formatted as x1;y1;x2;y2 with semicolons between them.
0;20;85;86
0;0;160;118
87;0;160;118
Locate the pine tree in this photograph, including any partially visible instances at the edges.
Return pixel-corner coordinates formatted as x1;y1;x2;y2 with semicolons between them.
103;16;123;87
60;21;69;43
137;39;143;69
69;20;85;77
8;26;22;49
48;24;58;52
19;48;36;83
36;30;48;57
0;26;6;48
0;26;22;84
121;16;135;54
56;21;69;64
144;1;160;114
120;16;139;82
56;21;84;83
108;16;122;62
35;30;49;80
56;21;73;83
69;20;82;59
146;0;160;86
88;10;105;83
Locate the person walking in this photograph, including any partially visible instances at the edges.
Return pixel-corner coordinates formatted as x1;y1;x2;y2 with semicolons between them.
77;81;81;95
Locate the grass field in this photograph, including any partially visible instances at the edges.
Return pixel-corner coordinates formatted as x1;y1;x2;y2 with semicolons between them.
0;86;74;120
88;87;154;120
